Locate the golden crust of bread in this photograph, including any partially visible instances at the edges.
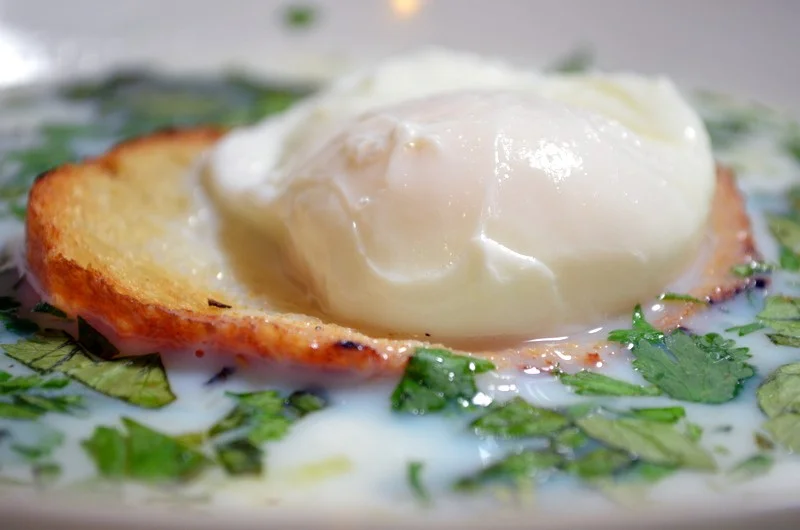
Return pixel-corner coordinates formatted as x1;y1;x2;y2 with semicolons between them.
26;128;760;376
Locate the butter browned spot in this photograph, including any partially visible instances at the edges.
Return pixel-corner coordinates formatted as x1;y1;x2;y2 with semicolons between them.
208;298;232;309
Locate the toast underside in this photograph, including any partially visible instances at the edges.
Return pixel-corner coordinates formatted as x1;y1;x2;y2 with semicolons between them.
25;129;759;375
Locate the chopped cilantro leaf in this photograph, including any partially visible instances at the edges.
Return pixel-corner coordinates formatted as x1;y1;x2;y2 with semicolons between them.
728;454;774;482
206;388;328;477
2;331;175;408
731;261;772;278
703;112;752;150
551;426;590;451
607;305;664;345
576;415;716;470
780;245;800;271
611;307;755;405
30;302;67;318
0;372;69;394
628;407;686;424
0;391;82;420
757;363;800;418
32;462;61;486
471;397;569;439
285;389;328;417
565;447;633;479
215;439;263;476
685;422;704;442
81;426;126;478
630;330;754;404
391;348;495;415
757;295;800;346
124;418;211;482
725;322;766;336
555;369;661;397
407;461;430;505
788;183;800;212
623;461;677;483
82;418;211;483
565;403;607;421
763;413;800;452
209;390;292;444
768;215;800;265
12;431;64;461
767;334;800;347
658;293;707;304
0;401;41;420
547;46;594;73
0;297;38;334
13;394;83;415
454;450;562;492
284;5;316;28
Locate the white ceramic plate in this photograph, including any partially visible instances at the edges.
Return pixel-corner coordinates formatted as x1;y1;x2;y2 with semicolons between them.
1;1;800;528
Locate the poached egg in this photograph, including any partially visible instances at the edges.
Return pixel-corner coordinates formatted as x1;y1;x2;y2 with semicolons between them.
208;49;715;340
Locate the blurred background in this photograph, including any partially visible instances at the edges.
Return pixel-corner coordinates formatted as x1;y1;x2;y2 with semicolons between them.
0;0;797;109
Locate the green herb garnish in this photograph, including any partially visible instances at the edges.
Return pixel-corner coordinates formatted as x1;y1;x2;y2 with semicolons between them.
607;304;664;345
12;394;83;415
780;245;800;271
215;439;263;476
284;5;316;28
550;426;590;451
0;297;38;334
703;113;753;150
30;302;67;319
12;431;64;461
629;331;754;404
12;430;64;486
2;331;175;408
81;426;126;478
82;418;211;483
768;215;800;267
611;308;754;404
763;414;800;452
756;363;800;418
0;370;81;420
757;295;800;346
209;390;292;444
285;389;328;417
471;397;569;439
391;348;495;415
547;47;594;73
575;415;716;470
627;407;686;424
685;422;704;442
658;293;707;304
731;261;772;278
565;448;633;479
0;401;42;420
202;389;327;478
454;450;562;492
407;461;430;505
0;371;69;394
555;369;661;397
756;363;800;451
725;322;766;336
728;454;774;482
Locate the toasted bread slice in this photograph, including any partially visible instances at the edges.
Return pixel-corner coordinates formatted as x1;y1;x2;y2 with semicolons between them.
25;128;759;375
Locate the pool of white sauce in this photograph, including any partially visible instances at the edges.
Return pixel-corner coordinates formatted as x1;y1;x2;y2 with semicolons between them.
0;85;799;522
